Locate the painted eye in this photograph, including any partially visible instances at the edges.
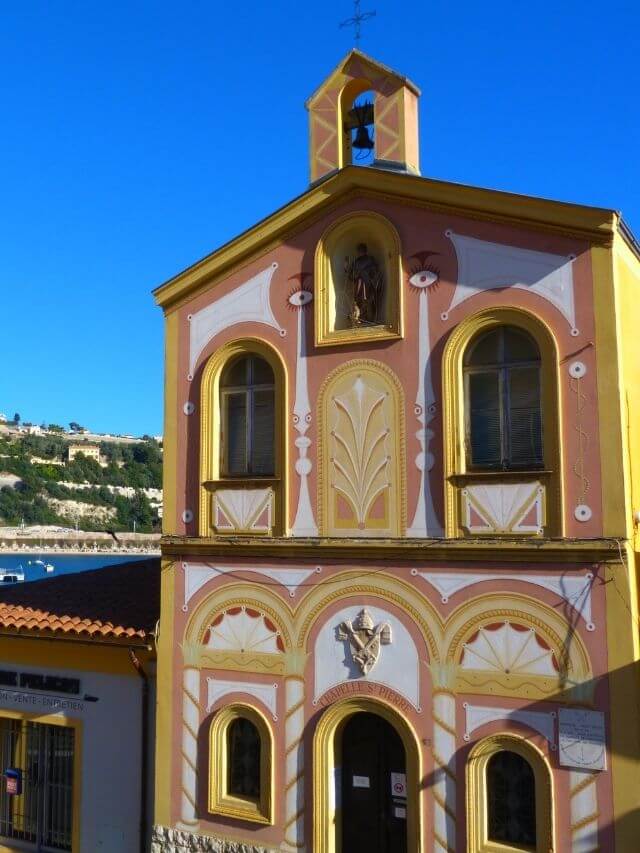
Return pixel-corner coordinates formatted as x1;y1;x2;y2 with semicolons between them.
288;289;313;308
409;269;439;289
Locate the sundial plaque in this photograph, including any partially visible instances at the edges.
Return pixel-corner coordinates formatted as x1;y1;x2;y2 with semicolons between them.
558;708;606;771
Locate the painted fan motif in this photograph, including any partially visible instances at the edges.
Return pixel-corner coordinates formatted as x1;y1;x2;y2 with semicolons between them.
203;607;284;653
460;622;558;676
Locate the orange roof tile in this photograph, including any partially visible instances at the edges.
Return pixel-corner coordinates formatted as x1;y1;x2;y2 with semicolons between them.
0;559;159;642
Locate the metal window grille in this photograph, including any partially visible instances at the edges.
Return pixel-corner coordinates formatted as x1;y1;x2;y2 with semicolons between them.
0;718;74;851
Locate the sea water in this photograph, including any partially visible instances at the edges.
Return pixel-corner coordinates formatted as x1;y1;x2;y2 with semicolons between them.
0;553;153;582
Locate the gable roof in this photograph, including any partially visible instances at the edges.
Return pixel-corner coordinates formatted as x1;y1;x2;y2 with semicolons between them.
304;49;421;106
0;558;160;643
153;164;620;313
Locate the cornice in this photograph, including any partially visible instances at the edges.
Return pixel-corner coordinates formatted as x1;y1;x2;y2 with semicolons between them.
153;167;619;314
160;535;623;565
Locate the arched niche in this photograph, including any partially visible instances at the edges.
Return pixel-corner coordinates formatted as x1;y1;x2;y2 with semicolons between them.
314;212;403;345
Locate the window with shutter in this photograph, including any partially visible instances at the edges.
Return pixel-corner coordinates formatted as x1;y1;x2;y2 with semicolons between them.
464;327;543;470
220;356;275;477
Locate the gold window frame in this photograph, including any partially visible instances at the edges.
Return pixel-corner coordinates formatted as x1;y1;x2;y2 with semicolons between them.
314;211;403;347
442;308;563;538
466;734;554;853
199;338;289;536
208;703;273;825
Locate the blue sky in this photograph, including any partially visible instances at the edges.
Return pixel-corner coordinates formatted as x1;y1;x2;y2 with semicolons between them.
1;1;638;436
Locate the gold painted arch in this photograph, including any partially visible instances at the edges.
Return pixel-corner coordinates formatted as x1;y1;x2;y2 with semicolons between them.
444;592;592;700
295;570;440;661
313;696;423;853
317;358;406;537
184;581;294;650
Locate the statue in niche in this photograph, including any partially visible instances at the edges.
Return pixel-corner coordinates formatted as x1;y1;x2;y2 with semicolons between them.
344;243;384;326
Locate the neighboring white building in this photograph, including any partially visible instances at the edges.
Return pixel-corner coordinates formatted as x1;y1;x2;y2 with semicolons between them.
0;559;158;853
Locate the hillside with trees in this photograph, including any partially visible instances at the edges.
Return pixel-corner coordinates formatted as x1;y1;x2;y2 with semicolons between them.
0;433;162;532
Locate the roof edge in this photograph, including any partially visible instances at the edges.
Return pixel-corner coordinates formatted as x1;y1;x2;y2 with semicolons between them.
153;166;618;313
304;48;421;108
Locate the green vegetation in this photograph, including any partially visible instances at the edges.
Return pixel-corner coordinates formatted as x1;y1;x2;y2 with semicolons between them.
0;434;162;532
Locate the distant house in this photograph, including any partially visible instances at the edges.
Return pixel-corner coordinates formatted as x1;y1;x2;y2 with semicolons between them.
67;443;102;464
0;559;159;852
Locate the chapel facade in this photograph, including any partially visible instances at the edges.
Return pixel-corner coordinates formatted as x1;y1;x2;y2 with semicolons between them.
152;51;640;853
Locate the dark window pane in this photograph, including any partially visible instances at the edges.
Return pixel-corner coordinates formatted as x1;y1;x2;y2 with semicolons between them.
220;355;276;476
508;367;543;466
503;328;540;364
464;329;501;366
224;392;247;474
487;751;536;846
221;356;249;388
251;357;275;386
227;718;261;799
252;389;275;475
468;372;501;466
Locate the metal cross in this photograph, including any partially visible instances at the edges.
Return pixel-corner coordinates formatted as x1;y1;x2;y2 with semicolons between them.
339;0;376;45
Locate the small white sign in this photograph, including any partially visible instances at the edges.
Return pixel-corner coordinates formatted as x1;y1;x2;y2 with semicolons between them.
559;708;606;771
352;775;370;788
390;772;407;798
394;806;406;819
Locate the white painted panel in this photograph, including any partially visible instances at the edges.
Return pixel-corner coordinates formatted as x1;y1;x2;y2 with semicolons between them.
313;606;420;709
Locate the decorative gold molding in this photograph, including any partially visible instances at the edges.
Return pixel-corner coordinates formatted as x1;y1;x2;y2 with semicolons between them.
199;337;289;537
153;167;619;314
316;358;407;537
441;307;563;538
208;703;274;825
161;535;621;564
466;733;554;853
294;572;439;660
312;696;423;853
185;590;293;650
313;211;403;346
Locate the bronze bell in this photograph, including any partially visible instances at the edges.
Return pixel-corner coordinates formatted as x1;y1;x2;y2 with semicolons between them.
353;124;374;151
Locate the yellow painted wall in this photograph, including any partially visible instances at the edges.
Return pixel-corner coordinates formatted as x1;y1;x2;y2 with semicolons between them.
615;236;640;552
602;233;640;849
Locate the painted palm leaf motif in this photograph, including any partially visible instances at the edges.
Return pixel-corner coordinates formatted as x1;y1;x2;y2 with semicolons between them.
331;376;391;527
460;622;558;676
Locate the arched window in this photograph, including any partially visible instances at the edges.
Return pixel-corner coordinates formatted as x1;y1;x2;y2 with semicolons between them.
464;326;543;470
466;735;553;853
209;705;272;824
486;750;536;846
227;717;261;799
220;355;275;477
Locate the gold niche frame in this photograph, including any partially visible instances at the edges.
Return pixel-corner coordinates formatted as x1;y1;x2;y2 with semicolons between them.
441;307;563;539
314;211;404;346
466;733;554;853
208;702;274;825
199;337;289;537
312;696;422;853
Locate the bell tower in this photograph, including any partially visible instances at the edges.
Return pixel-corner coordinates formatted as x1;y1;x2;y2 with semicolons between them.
305;49;421;184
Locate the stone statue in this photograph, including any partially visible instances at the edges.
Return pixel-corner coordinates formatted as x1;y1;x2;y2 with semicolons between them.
344;243;384;326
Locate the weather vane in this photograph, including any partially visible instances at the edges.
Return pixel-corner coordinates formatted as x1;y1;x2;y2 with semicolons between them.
340;0;376;46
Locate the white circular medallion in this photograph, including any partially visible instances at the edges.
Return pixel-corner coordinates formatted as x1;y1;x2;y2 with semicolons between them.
182;509;194;524
574;504;592;522
183;401;195;415
569;361;587;379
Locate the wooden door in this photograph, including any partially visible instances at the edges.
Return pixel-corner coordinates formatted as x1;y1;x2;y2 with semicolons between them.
340;712;408;853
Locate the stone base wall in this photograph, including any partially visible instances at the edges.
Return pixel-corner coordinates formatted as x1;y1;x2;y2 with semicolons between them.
151;825;279;853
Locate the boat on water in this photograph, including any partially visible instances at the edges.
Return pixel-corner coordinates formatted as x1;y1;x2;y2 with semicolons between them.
28;559;55;573
0;567;25;584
